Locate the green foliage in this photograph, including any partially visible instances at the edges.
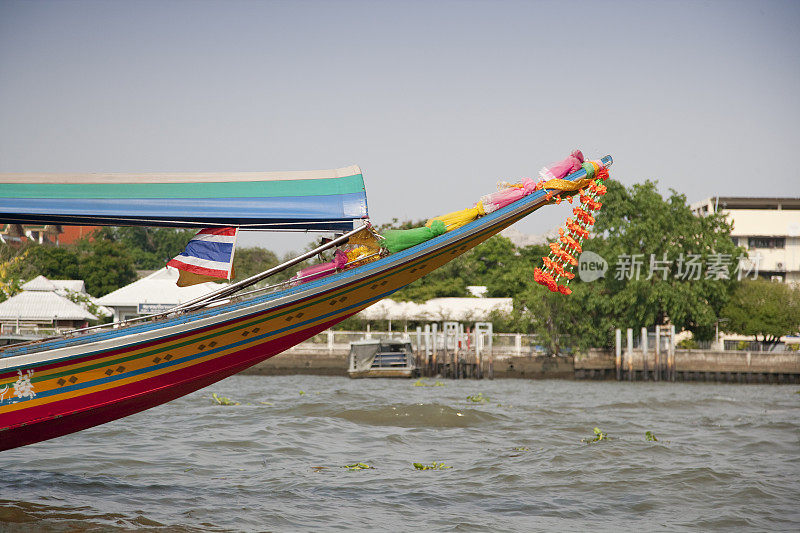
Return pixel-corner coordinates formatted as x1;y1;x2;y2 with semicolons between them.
0;250;28;302
75;239;137;296
63;290;110;324
98;227;196;269
721;279;800;346
504;179;742;351
391;235;540;303
412;379;444;387
677;338;699;349
413;462;452;470
23;245;81;279
211;393;240;405
6;238;137;297
382;181;740;351
391;255;471;302
582;180;741;342
582;427;609;444
466;392;490;403
343;462;374;471
509;283;606;353
645;431;658;442
232;247;280;281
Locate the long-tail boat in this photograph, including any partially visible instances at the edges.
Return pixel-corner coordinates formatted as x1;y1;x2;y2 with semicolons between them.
0;155;612;451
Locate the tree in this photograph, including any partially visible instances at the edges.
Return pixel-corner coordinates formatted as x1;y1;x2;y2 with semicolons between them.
721;280;800;348
232;247;290;282
566;179;741;343
0;250;28;302
21;245;81;280
75;239;137;296
97;226;196;269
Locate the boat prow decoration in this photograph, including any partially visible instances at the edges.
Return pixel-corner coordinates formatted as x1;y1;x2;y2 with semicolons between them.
0;154;612;451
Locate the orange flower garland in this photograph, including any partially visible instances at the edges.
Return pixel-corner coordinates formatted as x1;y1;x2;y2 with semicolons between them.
534;165;609;295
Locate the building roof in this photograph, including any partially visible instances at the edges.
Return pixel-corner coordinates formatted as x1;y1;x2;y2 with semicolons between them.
21;275;58;292
52;279;86;293
21;276;86;294
0;290;97;321
692;197;800;212
358;297;513;321
96;267;227;308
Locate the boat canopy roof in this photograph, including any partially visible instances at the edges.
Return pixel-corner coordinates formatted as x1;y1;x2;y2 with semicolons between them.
0;165;368;231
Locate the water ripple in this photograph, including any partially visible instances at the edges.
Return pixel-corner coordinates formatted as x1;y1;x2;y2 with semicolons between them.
0;376;797;532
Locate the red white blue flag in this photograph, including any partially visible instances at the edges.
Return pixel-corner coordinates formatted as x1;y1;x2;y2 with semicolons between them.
167;227;238;286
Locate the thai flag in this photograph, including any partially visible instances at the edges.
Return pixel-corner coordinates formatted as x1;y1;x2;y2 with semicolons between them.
167;227;238;280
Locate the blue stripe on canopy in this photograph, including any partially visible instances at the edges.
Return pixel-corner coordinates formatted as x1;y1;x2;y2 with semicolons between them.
0;193;367;231
0;166;368;231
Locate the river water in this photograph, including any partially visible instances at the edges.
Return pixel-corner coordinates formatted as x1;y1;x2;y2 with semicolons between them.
1;376;798;532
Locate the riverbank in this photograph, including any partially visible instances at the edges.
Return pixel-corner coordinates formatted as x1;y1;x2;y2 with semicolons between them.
242;346;800;383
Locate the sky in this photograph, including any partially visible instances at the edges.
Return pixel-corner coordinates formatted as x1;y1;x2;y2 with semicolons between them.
1;0;799;253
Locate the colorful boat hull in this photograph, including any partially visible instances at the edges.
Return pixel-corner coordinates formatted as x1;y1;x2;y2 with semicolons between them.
0;156;612;451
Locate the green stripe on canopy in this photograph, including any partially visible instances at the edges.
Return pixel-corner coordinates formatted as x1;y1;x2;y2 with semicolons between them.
0;173;364;200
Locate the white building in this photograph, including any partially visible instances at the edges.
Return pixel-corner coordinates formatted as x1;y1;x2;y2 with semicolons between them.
358;297;512;322
0;275;106;335
690;197;800;284
96;267;227;322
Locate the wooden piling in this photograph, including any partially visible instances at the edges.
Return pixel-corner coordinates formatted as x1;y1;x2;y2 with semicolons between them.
654;325;661;382
641;327;648;381
615;328;622;381
668;325;676;382
431;323;438;376
626;328;633;381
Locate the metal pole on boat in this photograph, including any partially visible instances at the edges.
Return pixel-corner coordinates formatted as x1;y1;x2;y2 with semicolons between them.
170;223;370;313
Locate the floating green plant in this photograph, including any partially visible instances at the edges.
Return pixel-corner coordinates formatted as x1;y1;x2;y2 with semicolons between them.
645;431;658;442
343;462;374;471
299;390;305;395
582;427;609;444
413;379;445;387
413;462;452;470
211;393;240;406
466;392;489;403
508;446;531;457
